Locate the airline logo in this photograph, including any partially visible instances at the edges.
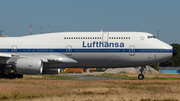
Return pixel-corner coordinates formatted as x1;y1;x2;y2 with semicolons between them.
83;41;124;48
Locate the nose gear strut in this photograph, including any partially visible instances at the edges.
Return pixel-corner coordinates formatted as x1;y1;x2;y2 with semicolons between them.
138;66;146;80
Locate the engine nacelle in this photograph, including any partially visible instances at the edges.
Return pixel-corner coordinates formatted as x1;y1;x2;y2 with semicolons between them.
15;58;43;74
42;69;60;74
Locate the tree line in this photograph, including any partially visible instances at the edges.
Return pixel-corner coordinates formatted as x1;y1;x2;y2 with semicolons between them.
160;43;180;67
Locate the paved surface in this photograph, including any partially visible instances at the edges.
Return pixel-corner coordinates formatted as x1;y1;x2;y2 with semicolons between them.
59;72;125;80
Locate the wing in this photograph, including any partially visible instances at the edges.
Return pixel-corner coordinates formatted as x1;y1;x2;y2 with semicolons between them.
0;53;77;64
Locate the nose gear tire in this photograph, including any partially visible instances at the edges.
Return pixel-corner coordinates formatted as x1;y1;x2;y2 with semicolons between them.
138;74;144;80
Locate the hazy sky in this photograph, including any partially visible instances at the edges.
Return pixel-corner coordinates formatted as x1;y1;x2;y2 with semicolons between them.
0;0;179;44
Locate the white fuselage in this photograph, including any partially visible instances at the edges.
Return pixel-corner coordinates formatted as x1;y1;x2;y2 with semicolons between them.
0;32;172;69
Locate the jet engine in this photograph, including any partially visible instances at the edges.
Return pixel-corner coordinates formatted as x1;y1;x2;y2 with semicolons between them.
15;58;43;74
42;69;60;74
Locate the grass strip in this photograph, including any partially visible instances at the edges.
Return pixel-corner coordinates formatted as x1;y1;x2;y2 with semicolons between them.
23;74;77;80
86;73;180;80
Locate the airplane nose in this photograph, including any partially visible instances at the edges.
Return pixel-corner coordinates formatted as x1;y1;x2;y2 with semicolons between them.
173;47;178;57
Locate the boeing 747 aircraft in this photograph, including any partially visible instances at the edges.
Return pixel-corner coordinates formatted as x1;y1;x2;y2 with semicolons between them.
0;31;177;80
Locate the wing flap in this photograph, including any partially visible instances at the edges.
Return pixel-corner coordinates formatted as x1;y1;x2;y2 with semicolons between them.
48;57;77;63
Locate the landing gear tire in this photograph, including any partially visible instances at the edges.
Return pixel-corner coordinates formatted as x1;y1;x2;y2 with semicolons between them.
138;74;144;80
16;74;23;78
7;73;16;79
0;73;6;78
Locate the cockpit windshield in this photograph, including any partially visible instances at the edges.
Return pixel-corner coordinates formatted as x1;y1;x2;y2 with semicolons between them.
148;36;156;39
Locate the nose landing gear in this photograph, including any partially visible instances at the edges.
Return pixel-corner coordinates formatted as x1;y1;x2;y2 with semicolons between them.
138;66;146;80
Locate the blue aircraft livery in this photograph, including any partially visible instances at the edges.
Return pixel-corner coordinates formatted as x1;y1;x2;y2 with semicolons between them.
82;41;124;48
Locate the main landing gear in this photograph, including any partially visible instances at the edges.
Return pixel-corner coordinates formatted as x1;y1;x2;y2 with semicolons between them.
138;66;146;80
0;64;23;79
0;73;23;79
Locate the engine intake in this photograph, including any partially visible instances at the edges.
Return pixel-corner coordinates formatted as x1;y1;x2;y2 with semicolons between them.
15;58;43;74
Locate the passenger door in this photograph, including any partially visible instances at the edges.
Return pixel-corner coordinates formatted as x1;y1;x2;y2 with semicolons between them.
11;45;17;54
129;45;135;56
66;45;72;56
102;33;109;43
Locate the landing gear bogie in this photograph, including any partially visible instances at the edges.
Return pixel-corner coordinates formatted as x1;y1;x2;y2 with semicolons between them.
0;73;23;79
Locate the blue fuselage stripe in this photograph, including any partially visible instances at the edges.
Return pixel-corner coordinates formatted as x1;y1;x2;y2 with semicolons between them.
0;48;172;53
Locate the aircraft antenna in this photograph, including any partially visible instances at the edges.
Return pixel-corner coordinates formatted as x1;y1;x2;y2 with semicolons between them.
41;26;42;34
157;30;160;39
48;25;49;33
100;30;103;32
30;24;31;35
0;30;5;36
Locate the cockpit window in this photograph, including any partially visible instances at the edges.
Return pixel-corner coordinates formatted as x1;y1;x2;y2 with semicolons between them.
148;36;156;39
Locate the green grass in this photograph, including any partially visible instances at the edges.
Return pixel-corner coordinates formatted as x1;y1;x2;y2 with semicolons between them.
86;73;180;80
86;73;138;80
59;72;67;74
24;74;77;80
86;74;96;76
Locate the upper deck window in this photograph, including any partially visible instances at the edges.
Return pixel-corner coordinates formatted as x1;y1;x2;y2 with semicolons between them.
64;37;101;40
